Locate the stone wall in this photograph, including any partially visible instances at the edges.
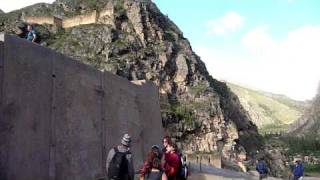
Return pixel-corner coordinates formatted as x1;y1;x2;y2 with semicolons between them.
99;6;114;18
22;8;113;29
22;16;58;25
187;153;222;169
62;11;98;28
0;34;163;180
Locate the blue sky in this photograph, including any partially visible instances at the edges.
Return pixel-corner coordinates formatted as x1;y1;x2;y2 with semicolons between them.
1;0;320;100
154;0;320;100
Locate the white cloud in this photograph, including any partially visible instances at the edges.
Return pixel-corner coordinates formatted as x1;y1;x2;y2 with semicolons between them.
196;25;320;101
242;25;277;55
0;0;55;12
206;11;244;36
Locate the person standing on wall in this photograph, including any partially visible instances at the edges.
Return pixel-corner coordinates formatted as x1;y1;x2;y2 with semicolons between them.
26;25;37;42
106;134;134;180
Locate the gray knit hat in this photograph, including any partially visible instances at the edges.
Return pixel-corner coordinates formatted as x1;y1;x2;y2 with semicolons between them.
121;134;131;147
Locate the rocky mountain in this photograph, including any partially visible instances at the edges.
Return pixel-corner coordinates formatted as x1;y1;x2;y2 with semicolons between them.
0;0;267;169
289;85;320;134
228;83;305;133
0;9;4;14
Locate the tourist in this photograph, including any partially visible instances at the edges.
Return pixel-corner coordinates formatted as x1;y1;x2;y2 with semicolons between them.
140;149;168;180
164;142;180;180
140;149;157;178
106;134;134;180
26;25;37;42
256;158;268;179
162;136;172;153
143;157;168;180
293;160;304;180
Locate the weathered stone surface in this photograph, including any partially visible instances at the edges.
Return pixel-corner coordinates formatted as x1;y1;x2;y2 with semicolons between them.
103;71;143;169
0;37;5;179
0;34;163;180
53;54;103;180
0;34;53;180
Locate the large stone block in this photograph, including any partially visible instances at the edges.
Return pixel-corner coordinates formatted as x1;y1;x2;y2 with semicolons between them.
53;54;103;180
0;36;5;179
0;34;163;180
0;34;53;180
132;80;163;158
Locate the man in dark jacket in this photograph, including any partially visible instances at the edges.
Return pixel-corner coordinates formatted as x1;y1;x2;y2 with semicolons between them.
293;160;304;180
256;158;268;179
106;134;134;180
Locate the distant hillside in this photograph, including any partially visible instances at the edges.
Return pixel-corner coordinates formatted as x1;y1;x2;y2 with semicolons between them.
227;83;305;133
289;85;320;134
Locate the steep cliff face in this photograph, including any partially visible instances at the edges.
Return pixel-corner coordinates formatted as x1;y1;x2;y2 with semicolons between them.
289;85;320;134
0;0;263;160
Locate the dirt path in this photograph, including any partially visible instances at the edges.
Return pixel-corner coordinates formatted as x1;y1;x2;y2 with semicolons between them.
188;163;320;180
188;172;320;180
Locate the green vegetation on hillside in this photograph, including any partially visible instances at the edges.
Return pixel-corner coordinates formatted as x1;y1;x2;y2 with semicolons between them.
227;83;305;132
264;133;320;176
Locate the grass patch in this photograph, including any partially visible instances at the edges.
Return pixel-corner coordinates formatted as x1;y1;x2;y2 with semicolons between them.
304;164;320;173
188;84;208;95
164;30;176;42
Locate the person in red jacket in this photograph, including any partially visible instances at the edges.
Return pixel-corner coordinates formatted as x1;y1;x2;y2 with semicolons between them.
164;142;180;180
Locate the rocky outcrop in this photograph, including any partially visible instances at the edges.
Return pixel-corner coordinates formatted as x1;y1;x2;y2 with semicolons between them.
262;145;290;178
0;0;263;166
289;84;320;134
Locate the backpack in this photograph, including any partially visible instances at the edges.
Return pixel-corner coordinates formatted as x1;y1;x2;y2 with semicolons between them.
178;155;188;180
107;147;130;180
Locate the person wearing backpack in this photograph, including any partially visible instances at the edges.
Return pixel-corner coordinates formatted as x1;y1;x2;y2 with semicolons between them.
106;134;134;180
256;158;268;180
